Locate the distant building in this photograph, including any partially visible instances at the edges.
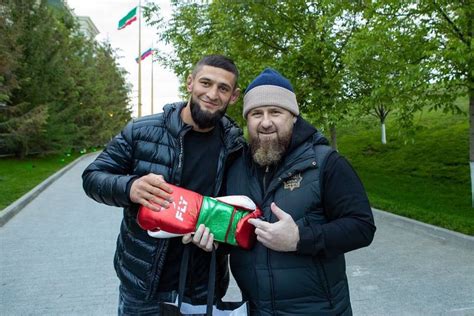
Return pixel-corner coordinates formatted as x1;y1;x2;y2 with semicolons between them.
77;16;99;39
46;0;99;39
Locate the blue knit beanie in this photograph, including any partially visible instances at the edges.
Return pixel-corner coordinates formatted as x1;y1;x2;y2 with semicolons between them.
243;68;299;118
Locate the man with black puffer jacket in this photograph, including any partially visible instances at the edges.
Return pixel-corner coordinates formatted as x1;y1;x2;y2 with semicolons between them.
82;55;243;315
194;68;376;315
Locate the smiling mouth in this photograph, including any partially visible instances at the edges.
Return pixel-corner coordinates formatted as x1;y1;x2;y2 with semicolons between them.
201;99;218;107
259;132;277;136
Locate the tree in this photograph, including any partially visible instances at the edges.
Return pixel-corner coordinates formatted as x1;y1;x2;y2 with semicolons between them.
343;3;442;144
0;0;53;157
0;0;131;157
75;42;131;147
419;1;473;206
0;3;20;106
361;1;472;203
145;0;366;147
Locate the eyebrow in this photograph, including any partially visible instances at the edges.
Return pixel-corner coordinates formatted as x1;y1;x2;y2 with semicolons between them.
198;76;232;90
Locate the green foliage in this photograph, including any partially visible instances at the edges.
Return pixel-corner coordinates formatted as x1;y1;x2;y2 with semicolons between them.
344;9;433;127
145;0;366;129
0;4;20;105
338;99;473;235
0;0;131;157
144;0;473;207
145;1;472;150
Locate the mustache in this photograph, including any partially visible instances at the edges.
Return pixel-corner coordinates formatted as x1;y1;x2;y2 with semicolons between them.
257;127;277;134
200;97;218;106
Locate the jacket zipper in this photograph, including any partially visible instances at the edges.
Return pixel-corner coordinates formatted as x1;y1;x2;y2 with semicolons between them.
146;240;169;300
177;135;184;168
171;135;184;185
214;148;228;196
214;140;243;196
315;258;334;308
263;166;269;193
149;133;185;299
263;166;277;314
267;248;276;314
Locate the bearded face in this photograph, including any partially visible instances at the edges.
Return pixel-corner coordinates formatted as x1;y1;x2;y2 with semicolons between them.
247;107;295;167
250;132;291;167
185;65;239;130
190;96;228;129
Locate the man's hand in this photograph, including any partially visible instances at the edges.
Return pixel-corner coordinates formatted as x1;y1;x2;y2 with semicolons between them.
248;202;299;252
182;224;216;252
130;174;173;211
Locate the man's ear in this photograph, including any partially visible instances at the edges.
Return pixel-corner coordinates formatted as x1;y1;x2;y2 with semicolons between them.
293;116;297;124
186;74;194;93
229;87;241;105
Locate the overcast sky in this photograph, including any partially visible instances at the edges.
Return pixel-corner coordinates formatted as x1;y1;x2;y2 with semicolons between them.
67;0;180;117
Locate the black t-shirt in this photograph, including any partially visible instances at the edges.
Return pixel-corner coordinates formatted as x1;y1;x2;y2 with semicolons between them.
180;127;221;195
158;125;222;293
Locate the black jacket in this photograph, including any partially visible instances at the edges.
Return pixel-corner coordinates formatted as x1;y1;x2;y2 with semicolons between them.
226;117;376;315
82;102;244;301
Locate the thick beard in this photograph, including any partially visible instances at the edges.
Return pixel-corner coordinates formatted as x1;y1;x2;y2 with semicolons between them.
249;132;292;167
190;97;227;129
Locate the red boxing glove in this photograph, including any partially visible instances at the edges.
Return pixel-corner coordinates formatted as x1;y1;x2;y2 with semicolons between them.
136;185;203;235
136;184;262;249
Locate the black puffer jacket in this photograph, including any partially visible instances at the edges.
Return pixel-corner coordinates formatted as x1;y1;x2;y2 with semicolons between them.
225;117;375;315
82;102;244;301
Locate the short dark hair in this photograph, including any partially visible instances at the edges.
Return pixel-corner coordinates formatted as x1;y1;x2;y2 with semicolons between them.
192;55;239;88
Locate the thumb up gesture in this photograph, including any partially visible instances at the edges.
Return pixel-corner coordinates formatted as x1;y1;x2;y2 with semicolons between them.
248;203;300;252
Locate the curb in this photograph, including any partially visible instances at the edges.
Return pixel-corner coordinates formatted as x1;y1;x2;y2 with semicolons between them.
0;153;96;227
372;208;474;250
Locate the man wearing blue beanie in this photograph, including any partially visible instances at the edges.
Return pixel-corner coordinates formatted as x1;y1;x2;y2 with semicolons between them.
163;68;376;314
222;68;376;315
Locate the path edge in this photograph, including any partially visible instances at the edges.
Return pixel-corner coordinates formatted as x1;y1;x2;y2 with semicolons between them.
372;208;474;250
0;153;96;227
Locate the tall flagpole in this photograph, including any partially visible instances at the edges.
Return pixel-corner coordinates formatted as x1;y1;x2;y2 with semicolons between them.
151;53;154;114
137;0;142;117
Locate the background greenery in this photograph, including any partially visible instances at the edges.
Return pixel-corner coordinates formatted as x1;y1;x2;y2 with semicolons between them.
336;98;472;235
142;0;472;235
0;0;131;158
1;1;472;236
0;151;84;210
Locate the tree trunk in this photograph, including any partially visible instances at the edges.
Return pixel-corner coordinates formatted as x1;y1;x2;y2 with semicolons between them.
381;122;387;144
470;90;474;207
464;0;474;208
329;124;337;151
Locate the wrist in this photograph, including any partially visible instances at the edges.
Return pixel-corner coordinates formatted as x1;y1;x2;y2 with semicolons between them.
127;176;140;203
292;224;300;251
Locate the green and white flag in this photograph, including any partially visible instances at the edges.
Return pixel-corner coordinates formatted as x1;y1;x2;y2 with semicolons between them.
118;7;137;30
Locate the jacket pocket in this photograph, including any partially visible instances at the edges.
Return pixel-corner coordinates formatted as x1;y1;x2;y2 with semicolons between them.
313;257;334;309
146;240;168;300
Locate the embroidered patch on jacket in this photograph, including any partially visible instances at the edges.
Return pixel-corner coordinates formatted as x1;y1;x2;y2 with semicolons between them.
283;173;303;191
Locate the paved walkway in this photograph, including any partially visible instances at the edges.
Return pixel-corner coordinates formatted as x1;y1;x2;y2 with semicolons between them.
1;154;473;315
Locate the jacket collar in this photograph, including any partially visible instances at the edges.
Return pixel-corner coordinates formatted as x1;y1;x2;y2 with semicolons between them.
163;101;188;138
162;101;244;152
288;116;328;152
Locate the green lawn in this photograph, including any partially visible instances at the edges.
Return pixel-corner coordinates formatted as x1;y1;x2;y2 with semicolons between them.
337;100;473;235
0;152;84;210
